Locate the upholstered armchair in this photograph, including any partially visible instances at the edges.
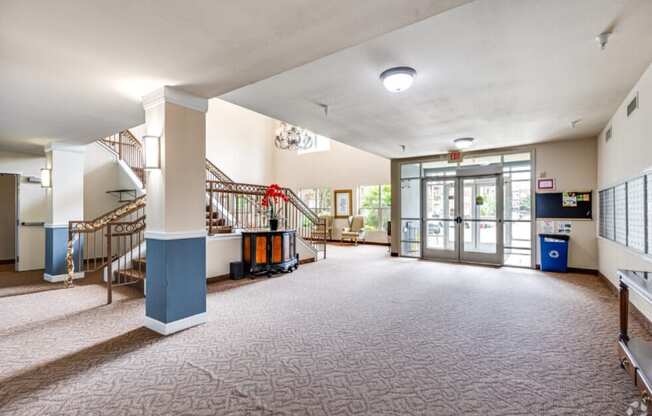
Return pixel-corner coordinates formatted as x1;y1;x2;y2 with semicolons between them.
341;216;365;245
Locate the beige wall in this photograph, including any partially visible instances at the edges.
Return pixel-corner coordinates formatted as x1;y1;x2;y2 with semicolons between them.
206;99;276;184
0;174;16;261
84;143;123;220
596;62;652;318
534;137;598;270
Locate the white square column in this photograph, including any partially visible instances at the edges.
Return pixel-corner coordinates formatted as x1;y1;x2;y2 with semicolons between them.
141;86;208;335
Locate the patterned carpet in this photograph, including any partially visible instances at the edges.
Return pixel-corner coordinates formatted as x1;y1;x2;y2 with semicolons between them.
0;245;646;415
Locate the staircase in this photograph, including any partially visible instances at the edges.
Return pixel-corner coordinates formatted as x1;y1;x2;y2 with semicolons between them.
66;130;326;302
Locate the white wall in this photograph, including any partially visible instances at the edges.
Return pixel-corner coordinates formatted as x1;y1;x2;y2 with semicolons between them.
206;99;276;184
0;151;47;271
534;137;598;270
206;233;315;278
84;143;123;220
596;62;652;318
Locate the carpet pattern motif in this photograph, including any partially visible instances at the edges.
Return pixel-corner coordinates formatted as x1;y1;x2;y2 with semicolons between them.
0;245;647;415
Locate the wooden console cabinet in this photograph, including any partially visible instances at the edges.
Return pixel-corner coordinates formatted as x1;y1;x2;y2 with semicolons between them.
242;229;298;276
618;269;652;411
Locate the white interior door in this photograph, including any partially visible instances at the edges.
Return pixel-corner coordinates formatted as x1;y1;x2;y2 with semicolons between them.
16;176;47;271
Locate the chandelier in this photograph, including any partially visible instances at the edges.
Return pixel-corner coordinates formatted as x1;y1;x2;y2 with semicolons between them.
274;122;315;150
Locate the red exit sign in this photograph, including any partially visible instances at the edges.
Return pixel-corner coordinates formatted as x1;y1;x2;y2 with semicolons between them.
448;151;463;163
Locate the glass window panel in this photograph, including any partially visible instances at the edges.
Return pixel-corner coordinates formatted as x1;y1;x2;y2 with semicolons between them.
615;184;627;245
381;185;392;207
359;208;380;231
422;160;457;177
400;220;421;242
460;155;501;167
299;189;317;209
504;222;531;249
426;220;456;251
400;242;421;257
504;248;532;267
628;177;645;252
359;186;379;209
503;152;531;163
401;163;420;178
504;180;531;221
401;179;420;218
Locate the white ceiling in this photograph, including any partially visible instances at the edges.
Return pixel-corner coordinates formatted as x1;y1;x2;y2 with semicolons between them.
0;0;471;154
221;0;652;159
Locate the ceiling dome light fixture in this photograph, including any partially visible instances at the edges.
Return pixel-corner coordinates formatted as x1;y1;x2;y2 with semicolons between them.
453;137;474;150
380;66;416;92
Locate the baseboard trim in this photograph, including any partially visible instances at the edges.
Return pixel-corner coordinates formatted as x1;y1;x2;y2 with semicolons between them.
326;239;390;247
534;265;598;275
43;272;85;283
0;259;15;265
300;257;316;265
144;312;207;336
598;272;652;334
390;252;399;257
206;273;230;284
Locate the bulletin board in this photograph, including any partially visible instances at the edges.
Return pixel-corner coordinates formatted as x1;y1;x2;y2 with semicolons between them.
535;191;592;219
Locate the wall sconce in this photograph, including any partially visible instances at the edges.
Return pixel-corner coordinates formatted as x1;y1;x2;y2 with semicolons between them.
143;135;161;170
40;168;52;188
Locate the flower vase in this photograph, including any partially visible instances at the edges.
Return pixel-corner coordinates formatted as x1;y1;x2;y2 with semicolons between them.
269;218;279;231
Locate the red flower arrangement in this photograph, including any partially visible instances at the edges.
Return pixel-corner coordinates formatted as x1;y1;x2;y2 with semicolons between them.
261;184;289;221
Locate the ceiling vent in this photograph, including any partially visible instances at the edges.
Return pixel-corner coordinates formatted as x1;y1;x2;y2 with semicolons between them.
627;93;639;117
605;126;613;142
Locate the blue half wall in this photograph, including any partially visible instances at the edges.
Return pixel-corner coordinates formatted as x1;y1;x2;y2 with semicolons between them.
45;227;82;276
146;237;207;324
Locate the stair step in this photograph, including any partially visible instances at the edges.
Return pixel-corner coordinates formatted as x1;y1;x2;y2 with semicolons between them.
131;257;147;272
206;218;226;226
114;268;145;281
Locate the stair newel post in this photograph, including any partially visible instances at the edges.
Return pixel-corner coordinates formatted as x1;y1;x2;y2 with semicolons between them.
106;223;113;304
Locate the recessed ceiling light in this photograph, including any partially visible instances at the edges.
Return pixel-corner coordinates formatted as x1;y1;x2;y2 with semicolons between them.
453;137;474;149
380;67;416;92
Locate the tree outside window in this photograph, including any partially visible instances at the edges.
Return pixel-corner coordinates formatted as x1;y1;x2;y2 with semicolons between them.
358;185;391;231
298;188;332;215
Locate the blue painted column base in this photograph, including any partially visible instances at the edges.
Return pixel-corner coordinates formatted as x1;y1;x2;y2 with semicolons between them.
44;226;84;282
144;236;207;335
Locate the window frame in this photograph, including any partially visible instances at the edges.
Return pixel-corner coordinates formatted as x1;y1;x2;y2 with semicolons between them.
298;187;332;215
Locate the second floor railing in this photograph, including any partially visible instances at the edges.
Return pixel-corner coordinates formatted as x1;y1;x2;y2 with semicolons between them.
99;130;146;186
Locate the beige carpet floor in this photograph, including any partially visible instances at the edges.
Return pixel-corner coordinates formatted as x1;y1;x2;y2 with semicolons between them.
0;245;647;415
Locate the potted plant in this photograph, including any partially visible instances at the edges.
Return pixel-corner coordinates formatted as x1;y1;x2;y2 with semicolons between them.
261;184;288;231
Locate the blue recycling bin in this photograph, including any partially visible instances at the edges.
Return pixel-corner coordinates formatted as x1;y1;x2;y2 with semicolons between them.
539;234;570;272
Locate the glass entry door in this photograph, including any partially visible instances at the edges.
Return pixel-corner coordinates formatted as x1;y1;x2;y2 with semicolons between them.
422;174;503;265
422;179;458;260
